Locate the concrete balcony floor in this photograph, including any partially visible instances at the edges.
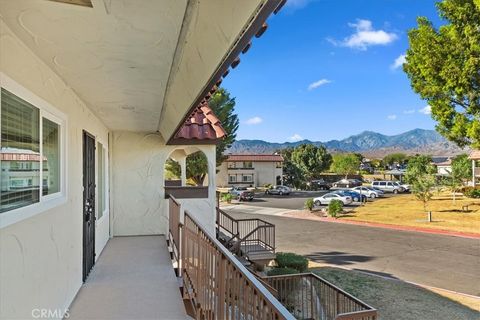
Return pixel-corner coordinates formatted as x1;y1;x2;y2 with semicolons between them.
68;236;188;320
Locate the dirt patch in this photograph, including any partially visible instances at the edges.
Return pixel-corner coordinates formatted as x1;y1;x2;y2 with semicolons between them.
310;267;480;320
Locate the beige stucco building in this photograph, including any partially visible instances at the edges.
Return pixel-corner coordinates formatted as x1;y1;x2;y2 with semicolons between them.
217;154;283;187
0;1;288;319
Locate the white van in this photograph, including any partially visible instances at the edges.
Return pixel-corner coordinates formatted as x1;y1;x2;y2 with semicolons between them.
371;181;405;194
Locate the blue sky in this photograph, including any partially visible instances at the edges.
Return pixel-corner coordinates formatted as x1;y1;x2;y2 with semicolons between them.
221;0;443;142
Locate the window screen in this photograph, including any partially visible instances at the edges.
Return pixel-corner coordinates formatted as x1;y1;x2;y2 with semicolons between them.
1;88;40;212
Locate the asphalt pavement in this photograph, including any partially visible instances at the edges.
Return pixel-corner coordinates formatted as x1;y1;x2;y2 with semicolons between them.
223;206;480;296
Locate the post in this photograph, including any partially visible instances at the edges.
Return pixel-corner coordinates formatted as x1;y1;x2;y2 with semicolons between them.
179;155;187;186
473;159;476;187
427;211;432;222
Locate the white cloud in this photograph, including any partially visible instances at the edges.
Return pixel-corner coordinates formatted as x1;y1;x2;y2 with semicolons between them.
419;105;432;115
331;19;398;50
245;116;263;125
285;0;314;9
308;79;332;90
387;114;397;120
391;54;406;69
403;109;415;114
289;134;303;142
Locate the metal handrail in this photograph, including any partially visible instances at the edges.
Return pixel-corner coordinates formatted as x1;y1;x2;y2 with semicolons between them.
265;273;377;320
181;210;295;319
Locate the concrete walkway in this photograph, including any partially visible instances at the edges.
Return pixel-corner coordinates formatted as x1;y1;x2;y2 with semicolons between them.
68;236;188;320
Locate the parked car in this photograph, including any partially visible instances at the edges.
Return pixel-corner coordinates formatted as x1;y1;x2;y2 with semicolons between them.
351;186;384;198
229;187;254;201
371;181;405;194
308;179;331;190
332;189;367;202
393;181;410;192
313;193;353;206
265;185;291;195
332;179;362;188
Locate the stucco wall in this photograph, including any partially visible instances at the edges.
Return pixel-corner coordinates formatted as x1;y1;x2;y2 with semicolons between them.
216;161;283;187
111;131;217;236
0;20;110;320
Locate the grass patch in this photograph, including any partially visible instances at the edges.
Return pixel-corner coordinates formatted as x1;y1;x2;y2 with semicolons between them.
344;194;480;234
311;267;480;320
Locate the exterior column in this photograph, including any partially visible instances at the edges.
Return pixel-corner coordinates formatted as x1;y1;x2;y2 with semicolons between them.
473;160;476;187
179;155;187;186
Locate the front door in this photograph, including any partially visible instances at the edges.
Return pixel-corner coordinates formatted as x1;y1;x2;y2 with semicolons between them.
83;131;96;281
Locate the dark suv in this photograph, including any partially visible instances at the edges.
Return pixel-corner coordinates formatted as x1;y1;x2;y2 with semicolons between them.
308;179;331;190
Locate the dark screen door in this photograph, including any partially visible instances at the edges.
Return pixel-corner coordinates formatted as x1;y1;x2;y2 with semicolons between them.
83;131;96;281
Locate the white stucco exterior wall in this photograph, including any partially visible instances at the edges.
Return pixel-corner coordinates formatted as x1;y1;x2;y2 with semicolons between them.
216;161;283;187
0;21;110;320
110;131;217;236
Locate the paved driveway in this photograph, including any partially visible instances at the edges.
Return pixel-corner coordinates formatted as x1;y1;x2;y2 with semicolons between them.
223;209;480;296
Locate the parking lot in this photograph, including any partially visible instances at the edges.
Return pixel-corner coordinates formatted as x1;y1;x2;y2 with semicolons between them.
232;189;394;210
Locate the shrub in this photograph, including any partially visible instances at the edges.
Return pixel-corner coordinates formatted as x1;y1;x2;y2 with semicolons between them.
267;267;299;276
276;252;308;272
221;193;233;203
263;183;273;189
464;188;480;199
304;198;314;211
328;199;343;218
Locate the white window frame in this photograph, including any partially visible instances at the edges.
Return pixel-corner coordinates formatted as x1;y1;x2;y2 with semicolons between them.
228;175;236;183
96;139;108;222
242;174;253;183
0;73;67;228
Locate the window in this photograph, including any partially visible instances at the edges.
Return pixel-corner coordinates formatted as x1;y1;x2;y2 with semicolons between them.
228;175;236;183
1;86;64;217
243;161;253;169
97;142;106;219
227;162;236;169
242;174;253;182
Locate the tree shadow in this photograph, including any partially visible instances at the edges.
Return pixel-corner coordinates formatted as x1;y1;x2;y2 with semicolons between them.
352;268;400;280
305;251;374;266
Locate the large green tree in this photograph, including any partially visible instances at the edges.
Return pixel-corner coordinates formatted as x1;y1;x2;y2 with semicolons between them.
291;144;332;180
404;0;480;148
404;155;437;185
279;147;305;189
208;88;239;167
382;153;409;167
448;153;473;202
165;152;208;186
330;154;361;179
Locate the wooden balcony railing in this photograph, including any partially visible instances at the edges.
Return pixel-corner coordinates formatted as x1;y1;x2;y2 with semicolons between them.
168;196;181;274
181;210;295;320
265;273;377;320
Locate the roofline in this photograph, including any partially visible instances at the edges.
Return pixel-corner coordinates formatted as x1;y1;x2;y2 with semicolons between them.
166;0;284;145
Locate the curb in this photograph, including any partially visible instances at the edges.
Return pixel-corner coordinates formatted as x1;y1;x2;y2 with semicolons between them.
282;212;480;240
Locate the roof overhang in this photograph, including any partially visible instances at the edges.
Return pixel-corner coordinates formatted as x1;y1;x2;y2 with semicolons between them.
0;0;284;140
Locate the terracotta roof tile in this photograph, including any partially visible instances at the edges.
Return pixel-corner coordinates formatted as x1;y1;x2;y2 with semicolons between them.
469;150;480;160
173;103;226;142
226;154;284;162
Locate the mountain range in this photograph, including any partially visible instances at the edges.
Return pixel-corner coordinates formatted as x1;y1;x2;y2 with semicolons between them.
226;129;468;158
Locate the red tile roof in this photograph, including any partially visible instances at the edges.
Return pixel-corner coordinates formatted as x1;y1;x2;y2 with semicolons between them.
469;150;480;160
172;103;226;143
226;154;284;162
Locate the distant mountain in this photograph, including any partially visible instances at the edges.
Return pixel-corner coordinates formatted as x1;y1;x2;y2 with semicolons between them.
227;129;467;157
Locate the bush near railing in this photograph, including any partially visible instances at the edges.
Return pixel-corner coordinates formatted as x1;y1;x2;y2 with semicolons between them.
276;252;309;273
267;267;299;276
